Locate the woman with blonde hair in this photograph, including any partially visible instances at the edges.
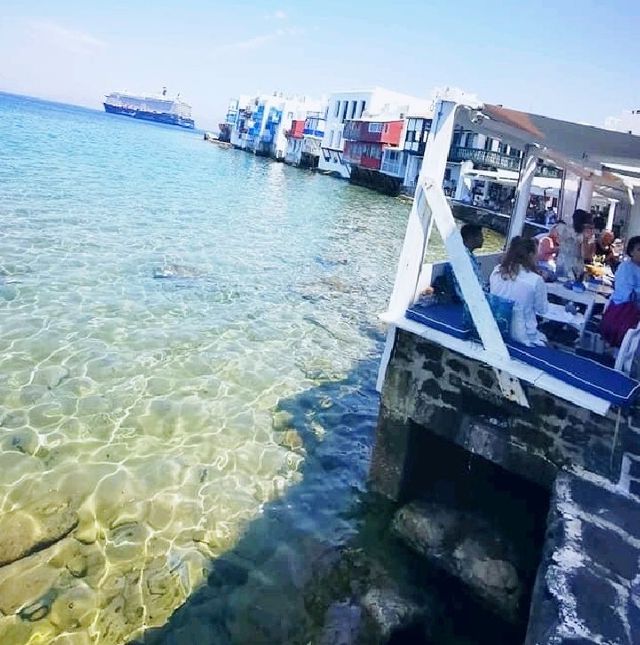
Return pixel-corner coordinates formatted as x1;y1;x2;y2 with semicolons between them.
490;236;548;346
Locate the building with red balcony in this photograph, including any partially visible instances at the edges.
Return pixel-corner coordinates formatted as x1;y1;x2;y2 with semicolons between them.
342;119;407;194
343;119;404;146
285;111;327;169
286;119;306;140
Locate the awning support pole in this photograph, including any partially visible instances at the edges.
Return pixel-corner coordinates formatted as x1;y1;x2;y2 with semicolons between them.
576;178;594;211
506;151;538;245
606;200;617;231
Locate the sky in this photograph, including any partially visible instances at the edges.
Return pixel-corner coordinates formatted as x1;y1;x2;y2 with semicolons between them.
1;0;639;130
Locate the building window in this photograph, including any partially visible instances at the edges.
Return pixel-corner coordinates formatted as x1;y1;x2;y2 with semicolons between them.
350;101;357;119
342;102;349;122
335;101;341;118
360;100;366;117
368;122;383;133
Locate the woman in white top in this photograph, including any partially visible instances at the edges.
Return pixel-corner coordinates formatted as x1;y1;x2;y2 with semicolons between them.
490;237;548;346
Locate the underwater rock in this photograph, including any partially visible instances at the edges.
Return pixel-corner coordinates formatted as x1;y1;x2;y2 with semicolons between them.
0;616;42;644
271;409;295;433
3;427;39;455
49;584;98;630
319;601;362;645
359;587;424;644
0;494;78;566
392;501;523;621
0;554;60;615
152;263;202;279
33;365;70;389
19;588;58;622
49;631;93;644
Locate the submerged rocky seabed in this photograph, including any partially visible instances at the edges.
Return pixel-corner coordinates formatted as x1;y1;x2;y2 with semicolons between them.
0;335;307;643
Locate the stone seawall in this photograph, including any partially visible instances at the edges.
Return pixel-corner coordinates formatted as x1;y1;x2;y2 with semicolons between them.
370;329;640;642
370;330;627;500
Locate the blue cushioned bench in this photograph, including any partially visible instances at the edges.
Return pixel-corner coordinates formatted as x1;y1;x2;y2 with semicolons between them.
405;301;471;340
406;301;640;408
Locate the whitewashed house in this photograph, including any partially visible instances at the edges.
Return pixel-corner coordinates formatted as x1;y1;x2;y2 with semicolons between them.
269;96;325;161
284;110;327;168
318;88;431;179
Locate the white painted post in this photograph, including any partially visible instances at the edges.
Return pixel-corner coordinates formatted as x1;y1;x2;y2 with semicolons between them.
506;152;538;245
606;200;617;231
454;160;473;201
425;183;510;359
624;192;640;239
386;100;458;319
576;178;594;211
377;101;458;392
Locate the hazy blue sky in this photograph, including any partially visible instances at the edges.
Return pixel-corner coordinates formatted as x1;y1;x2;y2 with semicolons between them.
1;0;639;129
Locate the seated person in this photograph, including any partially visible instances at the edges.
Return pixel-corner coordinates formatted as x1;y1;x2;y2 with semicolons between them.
544;206;557;227
600;236;640;346
490;237;548;346
594;230;620;271
430;224;487;302
535;226;560;279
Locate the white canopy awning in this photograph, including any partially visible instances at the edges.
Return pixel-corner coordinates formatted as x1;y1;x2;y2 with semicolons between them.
456;104;640;204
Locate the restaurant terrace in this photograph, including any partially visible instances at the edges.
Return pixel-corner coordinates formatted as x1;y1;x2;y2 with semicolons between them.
379;100;640;417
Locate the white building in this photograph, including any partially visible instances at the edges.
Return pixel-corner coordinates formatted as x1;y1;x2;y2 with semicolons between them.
269;96;325;160
284;110;327;168
605;109;640;135
318;88;432;179
227;93;324;160
229;95;259;150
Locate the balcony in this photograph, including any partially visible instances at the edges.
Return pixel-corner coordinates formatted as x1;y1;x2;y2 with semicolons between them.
380;157;405;177
360;155;382;170
343;120;404;145
448;146;522;171
303;128;325;138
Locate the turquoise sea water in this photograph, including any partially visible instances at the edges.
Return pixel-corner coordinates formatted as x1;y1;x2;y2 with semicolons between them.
0;93;506;644
0;92;419;643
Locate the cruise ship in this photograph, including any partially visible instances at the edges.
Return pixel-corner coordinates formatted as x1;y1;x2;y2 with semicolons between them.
103;88;195;129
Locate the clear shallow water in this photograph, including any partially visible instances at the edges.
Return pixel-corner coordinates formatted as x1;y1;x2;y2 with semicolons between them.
0;93;503;644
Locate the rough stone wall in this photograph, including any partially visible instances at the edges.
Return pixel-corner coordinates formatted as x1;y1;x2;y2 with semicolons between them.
526;472;640;644
370;330;631;500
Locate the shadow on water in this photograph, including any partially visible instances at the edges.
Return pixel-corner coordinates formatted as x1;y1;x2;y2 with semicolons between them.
132;322;532;645
133;323;389;644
